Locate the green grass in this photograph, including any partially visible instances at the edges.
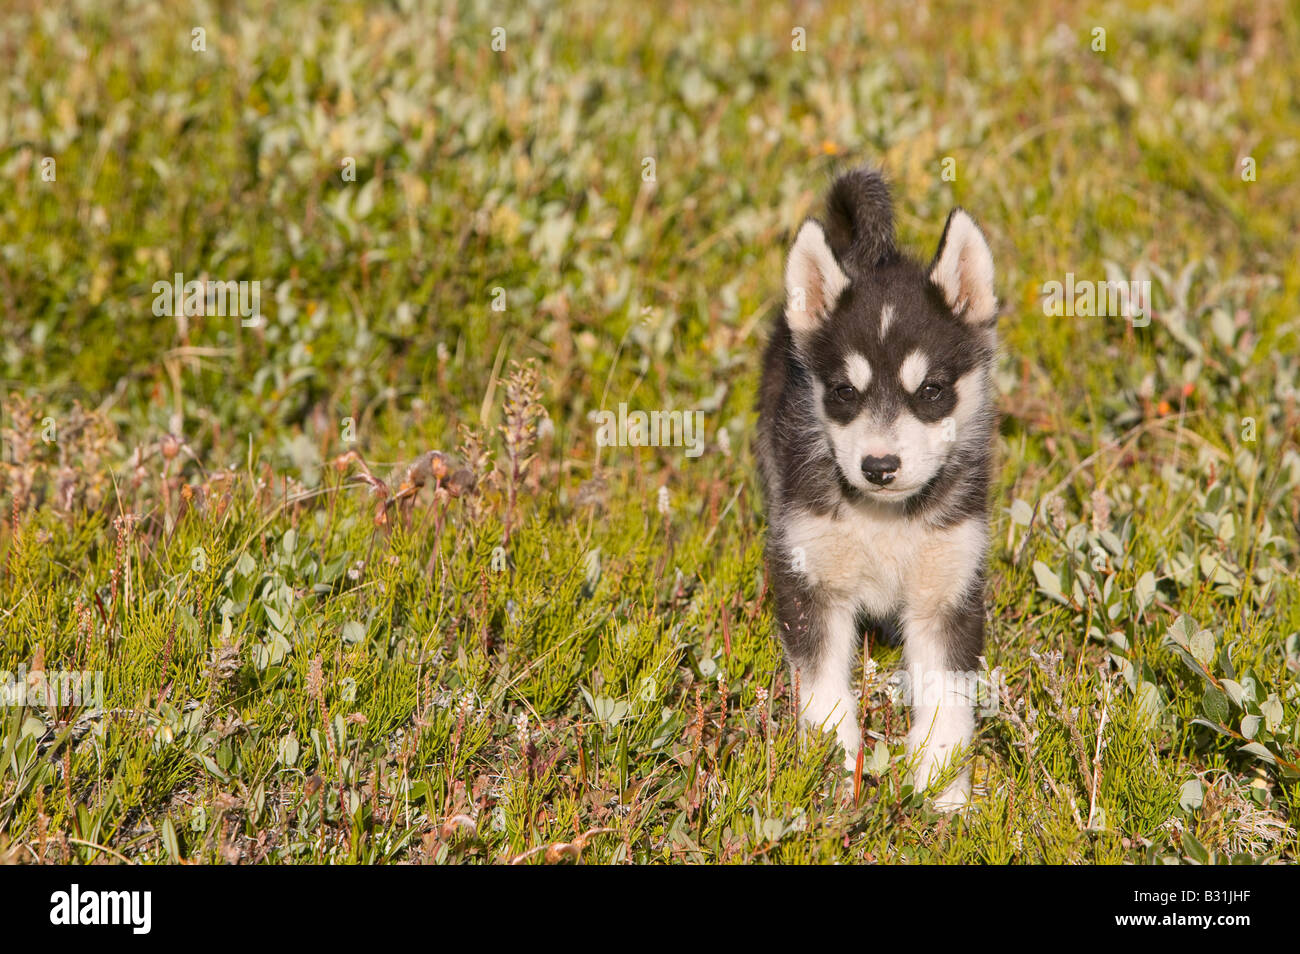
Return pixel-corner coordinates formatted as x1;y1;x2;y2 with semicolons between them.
1;0;1298;864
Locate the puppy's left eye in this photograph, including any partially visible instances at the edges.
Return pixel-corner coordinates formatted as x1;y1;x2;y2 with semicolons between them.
833;385;857;402
919;383;944;401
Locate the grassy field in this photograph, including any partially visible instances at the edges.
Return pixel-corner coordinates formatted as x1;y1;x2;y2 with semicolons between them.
1;0;1298;864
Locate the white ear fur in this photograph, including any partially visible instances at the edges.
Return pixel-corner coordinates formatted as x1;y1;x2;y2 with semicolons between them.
930;210;996;325
784;220;849;338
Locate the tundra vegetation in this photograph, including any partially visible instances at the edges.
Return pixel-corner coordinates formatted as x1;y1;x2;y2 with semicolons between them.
0;0;1297;863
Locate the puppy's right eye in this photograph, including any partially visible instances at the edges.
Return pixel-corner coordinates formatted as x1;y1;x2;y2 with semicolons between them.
833;385;857;402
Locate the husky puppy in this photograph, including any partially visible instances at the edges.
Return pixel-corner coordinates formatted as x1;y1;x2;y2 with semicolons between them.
756;167;998;809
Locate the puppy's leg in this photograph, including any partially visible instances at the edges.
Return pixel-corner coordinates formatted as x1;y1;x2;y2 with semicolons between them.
772;565;860;769
903;613;978;808
902;527;986;810
795;603;860;771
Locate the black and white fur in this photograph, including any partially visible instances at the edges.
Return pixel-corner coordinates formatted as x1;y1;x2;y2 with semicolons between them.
756;167;998;809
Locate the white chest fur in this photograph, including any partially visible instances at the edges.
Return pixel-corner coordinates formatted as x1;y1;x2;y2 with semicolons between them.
780;506;986;618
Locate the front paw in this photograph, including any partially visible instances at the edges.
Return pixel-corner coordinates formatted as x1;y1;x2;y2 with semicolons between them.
808;722;859;774
910;745;970;811
799;700;861;772
930;772;971;811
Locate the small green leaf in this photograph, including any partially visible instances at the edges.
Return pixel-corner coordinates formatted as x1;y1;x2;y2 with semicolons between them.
1178;779;1203;811
585;694;628;726
1032;561;1065;602
278;733;300;766
1098;530;1124;556
868;740;890;774
1261;693;1283;732
1239;742;1276;765
1190;629;1216;666
195;752;228;782
1190;718;1231;738
1182;831;1210;864
1201;686;1229;724
1164;615;1196;649
161;817;181;862
1133;571;1156;612
1221;678;1246;708
1241;715;1261;740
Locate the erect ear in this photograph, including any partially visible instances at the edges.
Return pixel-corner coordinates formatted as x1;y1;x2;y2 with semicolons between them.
784;220;849;340
929;209;997;327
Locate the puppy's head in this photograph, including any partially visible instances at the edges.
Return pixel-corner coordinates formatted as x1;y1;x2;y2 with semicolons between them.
783;168;998;502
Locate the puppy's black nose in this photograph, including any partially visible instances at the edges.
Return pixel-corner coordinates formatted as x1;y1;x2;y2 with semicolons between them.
861;455;900;486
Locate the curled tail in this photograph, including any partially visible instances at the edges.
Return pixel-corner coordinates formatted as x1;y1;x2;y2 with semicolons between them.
822;166;897;274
